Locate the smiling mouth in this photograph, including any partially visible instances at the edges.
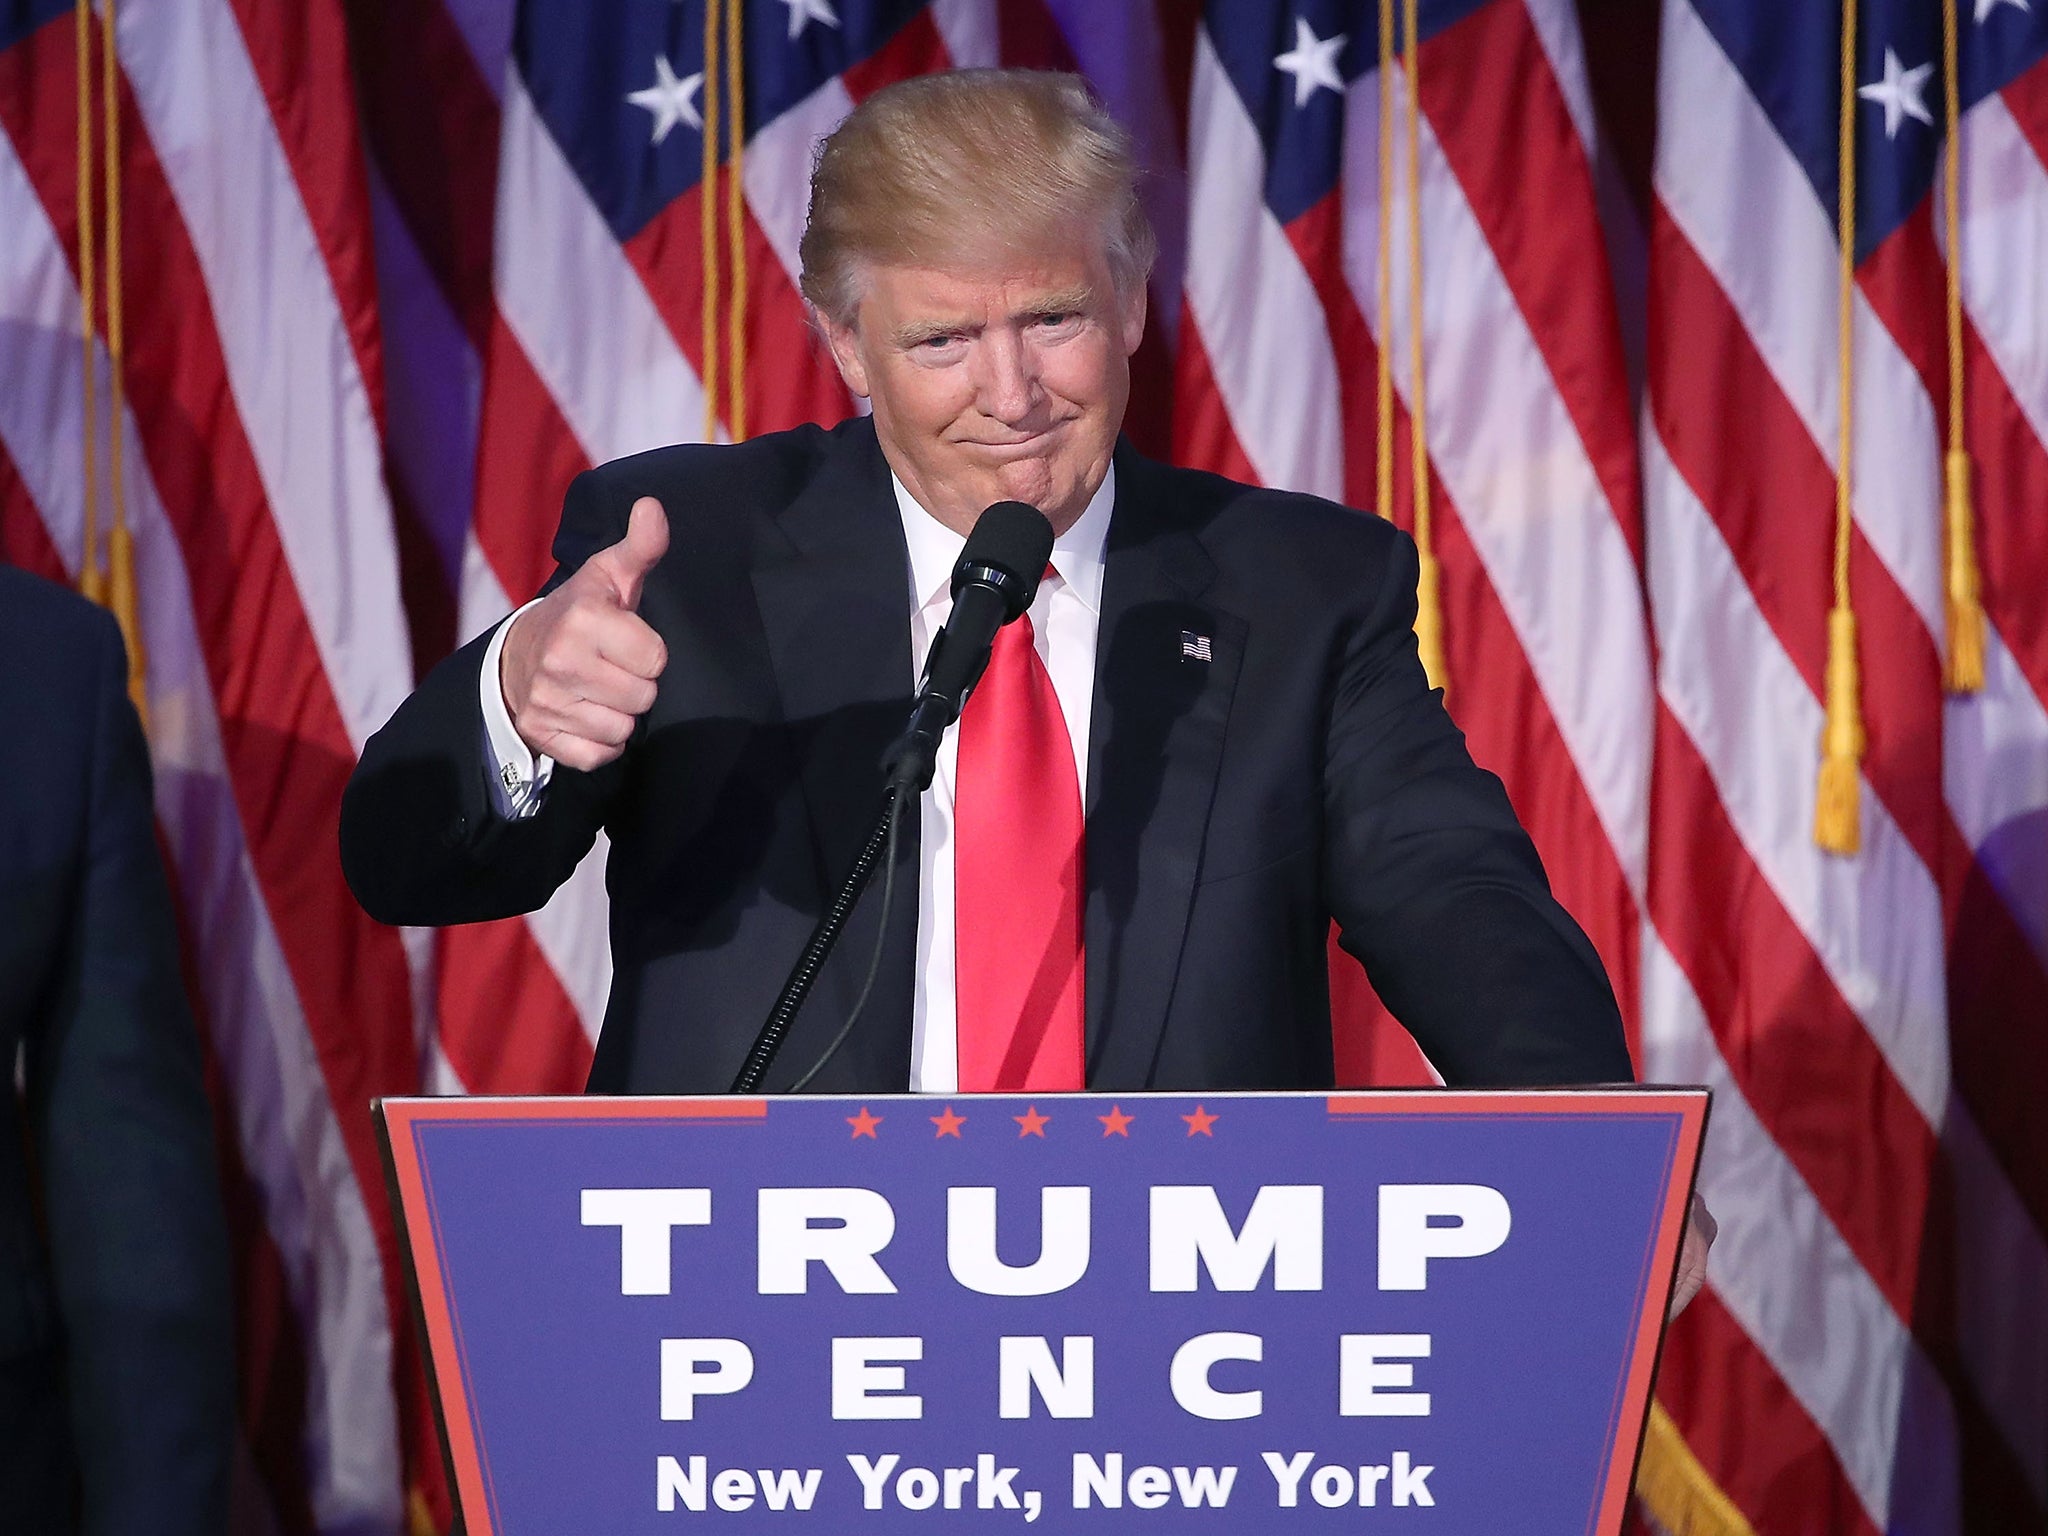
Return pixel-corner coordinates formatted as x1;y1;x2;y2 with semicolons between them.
964;427;1062;453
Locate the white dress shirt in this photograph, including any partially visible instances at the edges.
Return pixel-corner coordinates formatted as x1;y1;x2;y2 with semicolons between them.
898;469;1111;1091
477;469;1115;1092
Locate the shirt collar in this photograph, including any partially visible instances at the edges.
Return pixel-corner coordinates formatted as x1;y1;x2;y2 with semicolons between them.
893;465;1115;617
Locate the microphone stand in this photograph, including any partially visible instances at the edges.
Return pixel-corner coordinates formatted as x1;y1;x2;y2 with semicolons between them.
724;625;981;1094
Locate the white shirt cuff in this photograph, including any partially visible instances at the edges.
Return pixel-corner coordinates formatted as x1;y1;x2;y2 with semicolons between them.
479;599;554;820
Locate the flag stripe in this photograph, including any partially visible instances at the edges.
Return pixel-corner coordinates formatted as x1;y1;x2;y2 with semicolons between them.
1339;76;1654;900
0;435;64;579
623;190;852;439
1656;1287;1888;1536
117;0;413;755
1641;928;1908;1528
1420;0;1644;562
1998;54;2048;175
470;313;595;608
219;0;387;431
927;0;999;70
1169;302;1262;482
1182;32;1343;498
350;0;502;352
436;911;598;1093
1954;88;2048;710
1281;196;1381;509
842;8;951;100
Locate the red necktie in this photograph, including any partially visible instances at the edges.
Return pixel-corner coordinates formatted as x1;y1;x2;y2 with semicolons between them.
954;606;1086;1091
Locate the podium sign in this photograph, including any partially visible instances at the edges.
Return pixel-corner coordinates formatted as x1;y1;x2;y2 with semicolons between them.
379;1090;1704;1533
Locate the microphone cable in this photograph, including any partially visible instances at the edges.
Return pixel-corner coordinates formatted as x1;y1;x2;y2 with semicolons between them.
785;787;906;1093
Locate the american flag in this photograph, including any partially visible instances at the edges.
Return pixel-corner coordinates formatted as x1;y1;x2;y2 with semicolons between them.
0;1;2043;1533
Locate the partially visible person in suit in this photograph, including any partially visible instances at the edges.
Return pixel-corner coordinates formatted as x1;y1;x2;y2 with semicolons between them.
343;70;1712;1312
0;566;234;1534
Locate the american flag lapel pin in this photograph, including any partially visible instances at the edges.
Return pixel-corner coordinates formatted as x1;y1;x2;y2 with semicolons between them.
1180;629;1213;664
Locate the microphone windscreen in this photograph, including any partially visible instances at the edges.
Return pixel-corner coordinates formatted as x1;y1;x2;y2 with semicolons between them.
954;501;1055;615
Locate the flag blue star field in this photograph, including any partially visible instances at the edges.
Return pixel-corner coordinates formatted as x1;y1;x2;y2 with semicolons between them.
2;1;2046;1532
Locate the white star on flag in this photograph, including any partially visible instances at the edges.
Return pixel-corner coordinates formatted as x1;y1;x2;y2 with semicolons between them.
1976;0;2030;20
1857;47;1936;140
782;0;839;39
625;55;704;146
1273;18;1347;109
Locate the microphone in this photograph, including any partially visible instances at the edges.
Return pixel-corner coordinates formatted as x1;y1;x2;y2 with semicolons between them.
883;500;1055;793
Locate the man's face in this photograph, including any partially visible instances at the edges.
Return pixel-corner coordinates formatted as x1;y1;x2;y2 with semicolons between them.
821;240;1147;536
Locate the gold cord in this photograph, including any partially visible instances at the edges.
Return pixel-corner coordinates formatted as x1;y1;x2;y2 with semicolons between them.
1403;0;1444;693
725;0;747;441
1634;1402;1758;1536
1375;0;1394;529
101;0;144;722
700;0;722;443
74;0;146;721
75;0;103;607
1940;0;1984;692
1816;0;1864;855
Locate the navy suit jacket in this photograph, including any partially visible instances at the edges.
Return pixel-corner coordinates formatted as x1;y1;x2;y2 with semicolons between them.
0;567;232;1534
342;418;1632;1094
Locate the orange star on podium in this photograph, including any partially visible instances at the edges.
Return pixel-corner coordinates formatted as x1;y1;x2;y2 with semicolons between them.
1098;1105;1134;1137
1014;1105;1050;1138
847;1106;882;1139
931;1106;966;1138
1181;1104;1218;1137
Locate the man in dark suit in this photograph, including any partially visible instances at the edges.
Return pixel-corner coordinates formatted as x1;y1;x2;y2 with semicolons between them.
0;566;234;1534
344;66;1713;1312
342;65;1635;1100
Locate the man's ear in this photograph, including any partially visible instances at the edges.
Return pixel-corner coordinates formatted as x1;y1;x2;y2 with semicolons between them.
819;309;872;399
1119;281;1149;356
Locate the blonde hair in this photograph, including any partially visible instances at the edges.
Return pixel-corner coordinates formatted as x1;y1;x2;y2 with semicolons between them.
799;69;1155;326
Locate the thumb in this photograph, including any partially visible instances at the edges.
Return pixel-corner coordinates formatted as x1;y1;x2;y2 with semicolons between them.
597;496;670;609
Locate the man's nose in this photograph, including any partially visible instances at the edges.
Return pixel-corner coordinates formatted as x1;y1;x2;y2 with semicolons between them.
974;332;1041;424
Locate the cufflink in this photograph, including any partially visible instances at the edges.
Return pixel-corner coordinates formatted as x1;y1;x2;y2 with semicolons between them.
1180;629;1213;663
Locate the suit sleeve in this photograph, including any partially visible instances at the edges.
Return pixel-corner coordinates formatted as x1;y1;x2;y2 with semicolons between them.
1321;532;1635;1087
26;613;234;1536
340;467;631;925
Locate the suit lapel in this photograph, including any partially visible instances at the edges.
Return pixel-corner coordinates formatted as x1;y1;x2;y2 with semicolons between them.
748;421;920;1090
1083;446;1245;1087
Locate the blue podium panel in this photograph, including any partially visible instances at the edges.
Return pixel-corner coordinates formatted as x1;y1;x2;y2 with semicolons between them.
379;1090;1704;1535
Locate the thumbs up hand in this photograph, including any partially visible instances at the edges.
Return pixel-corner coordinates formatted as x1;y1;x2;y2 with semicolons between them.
499;496;671;771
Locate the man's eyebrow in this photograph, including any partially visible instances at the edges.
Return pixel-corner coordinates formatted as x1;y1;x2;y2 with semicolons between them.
1017;285;1093;317
891;317;973;347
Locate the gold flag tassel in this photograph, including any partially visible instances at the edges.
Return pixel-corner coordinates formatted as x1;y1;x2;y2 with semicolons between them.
1940;0;1984;692
75;0;103;609
100;0;145;723
1815;0;1863;855
1633;1402;1758;1536
405;1487;440;1536
1402;0;1445;693
76;0;146;723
